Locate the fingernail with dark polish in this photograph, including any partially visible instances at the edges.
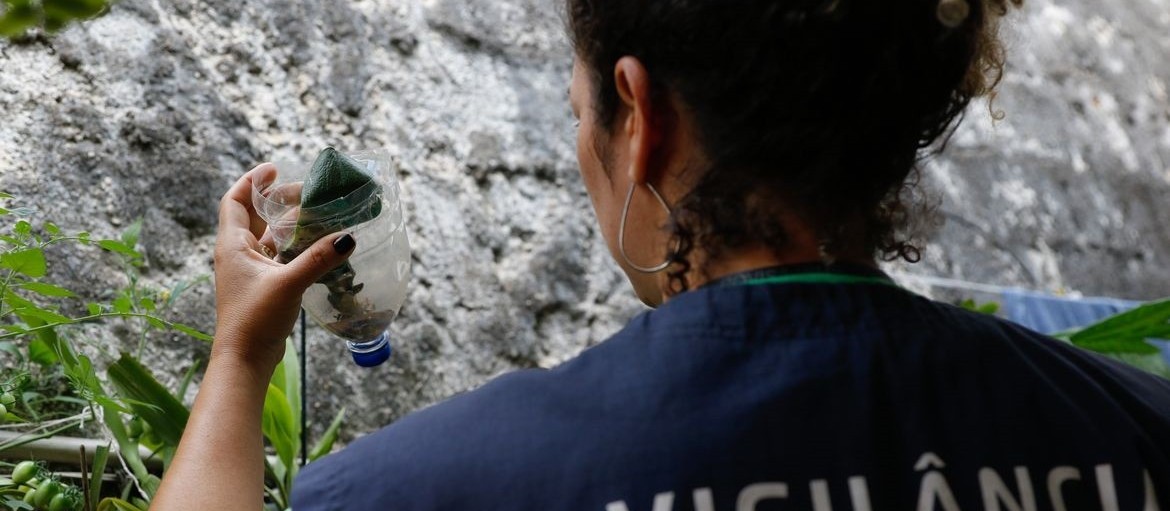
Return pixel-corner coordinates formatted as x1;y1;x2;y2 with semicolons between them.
334;234;356;254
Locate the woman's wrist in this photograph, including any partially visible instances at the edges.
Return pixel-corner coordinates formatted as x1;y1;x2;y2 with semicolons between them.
208;332;285;388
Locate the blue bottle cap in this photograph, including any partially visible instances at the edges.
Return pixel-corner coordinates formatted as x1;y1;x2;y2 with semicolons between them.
351;341;392;367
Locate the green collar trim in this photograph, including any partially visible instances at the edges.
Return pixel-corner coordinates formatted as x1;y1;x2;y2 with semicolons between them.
738;272;898;288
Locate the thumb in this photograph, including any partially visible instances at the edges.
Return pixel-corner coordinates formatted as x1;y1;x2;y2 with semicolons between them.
282;233;356;291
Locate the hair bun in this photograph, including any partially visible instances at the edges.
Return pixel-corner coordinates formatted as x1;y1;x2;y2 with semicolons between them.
937;0;971;28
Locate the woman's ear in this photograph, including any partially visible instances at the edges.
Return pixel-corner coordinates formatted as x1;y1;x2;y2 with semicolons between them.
613;56;658;186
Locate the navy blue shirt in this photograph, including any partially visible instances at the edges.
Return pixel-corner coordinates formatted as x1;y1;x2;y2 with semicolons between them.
293;267;1170;510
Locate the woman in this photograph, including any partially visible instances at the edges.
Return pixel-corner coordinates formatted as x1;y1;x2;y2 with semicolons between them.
155;0;1170;509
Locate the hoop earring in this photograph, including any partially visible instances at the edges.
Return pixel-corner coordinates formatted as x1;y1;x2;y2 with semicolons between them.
618;181;673;274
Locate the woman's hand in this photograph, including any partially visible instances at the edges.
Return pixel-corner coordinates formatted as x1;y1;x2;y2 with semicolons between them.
154;164;355;511
212;163;355;379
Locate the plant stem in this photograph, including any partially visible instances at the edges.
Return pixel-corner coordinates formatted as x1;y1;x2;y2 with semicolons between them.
0;312;181;341
0;419;84;452
0;268;17;308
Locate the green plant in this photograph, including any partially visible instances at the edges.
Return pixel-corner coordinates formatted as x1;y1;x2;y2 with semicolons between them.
958;298;1000;315
0;461;83;511
0;0;111;39
0;197;211;358
954;296;1170;378
92;340;344;511
1051;298;1170;379
0;194;204;508
0;192;343;510
262;339;346;511
0;195;209;441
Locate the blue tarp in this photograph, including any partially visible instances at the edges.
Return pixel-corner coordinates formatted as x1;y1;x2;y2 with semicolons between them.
1002;289;1170;365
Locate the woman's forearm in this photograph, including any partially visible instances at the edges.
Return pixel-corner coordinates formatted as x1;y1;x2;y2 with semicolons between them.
152;347;272;511
151;167;356;510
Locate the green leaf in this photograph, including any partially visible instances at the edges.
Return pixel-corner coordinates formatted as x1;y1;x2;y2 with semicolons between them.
0;0;39;38
112;295;133;314
1105;352;1170;379
5;290;35;309
14;220;31;237
139;297;156;312
43;0;109;21
958;298;1000;316
43;222;60;235
145;316;165;329
14;310;74;366
0;207;8;216
3;497;34;510
92;393;131;415
89;444;111;511
271;356;288;395
19;282;75;298
0;248;46;277
16;307;72;324
262;384;299;472
77;232;91;245
265;456;288;503
272;338;301;435
27;337;60;365
87;302;102;315
309;407;346;462
64;354;105;401
977;302;1000;315
177;359;202;403
172;323;212;342
133;495;154;511
99;407;151;484
97;240;140;258
97;240;135;257
97;498;149;511
107;354;190;449
1078;338;1161;355
1070;299;1170;354
121;218;144;248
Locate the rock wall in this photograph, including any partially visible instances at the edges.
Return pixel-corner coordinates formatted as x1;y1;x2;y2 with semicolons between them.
904;0;1170;302
0;0;1167;443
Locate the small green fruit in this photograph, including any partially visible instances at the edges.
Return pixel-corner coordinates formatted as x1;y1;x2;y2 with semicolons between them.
34;479;60;508
48;492;71;511
11;461;38;485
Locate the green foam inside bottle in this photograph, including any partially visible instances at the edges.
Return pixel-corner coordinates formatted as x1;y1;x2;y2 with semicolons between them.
278;147;383;260
278;147;384;322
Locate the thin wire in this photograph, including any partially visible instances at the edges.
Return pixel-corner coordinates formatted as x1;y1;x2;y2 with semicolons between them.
299;308;308;468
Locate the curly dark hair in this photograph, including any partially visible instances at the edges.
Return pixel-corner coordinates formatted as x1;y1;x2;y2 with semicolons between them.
567;0;1022;292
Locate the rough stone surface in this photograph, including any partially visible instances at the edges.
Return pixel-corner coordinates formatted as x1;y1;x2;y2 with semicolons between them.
0;0;1168;446
893;0;1170;303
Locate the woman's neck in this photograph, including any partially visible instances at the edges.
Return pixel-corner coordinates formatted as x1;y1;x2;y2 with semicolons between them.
660;244;878;298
